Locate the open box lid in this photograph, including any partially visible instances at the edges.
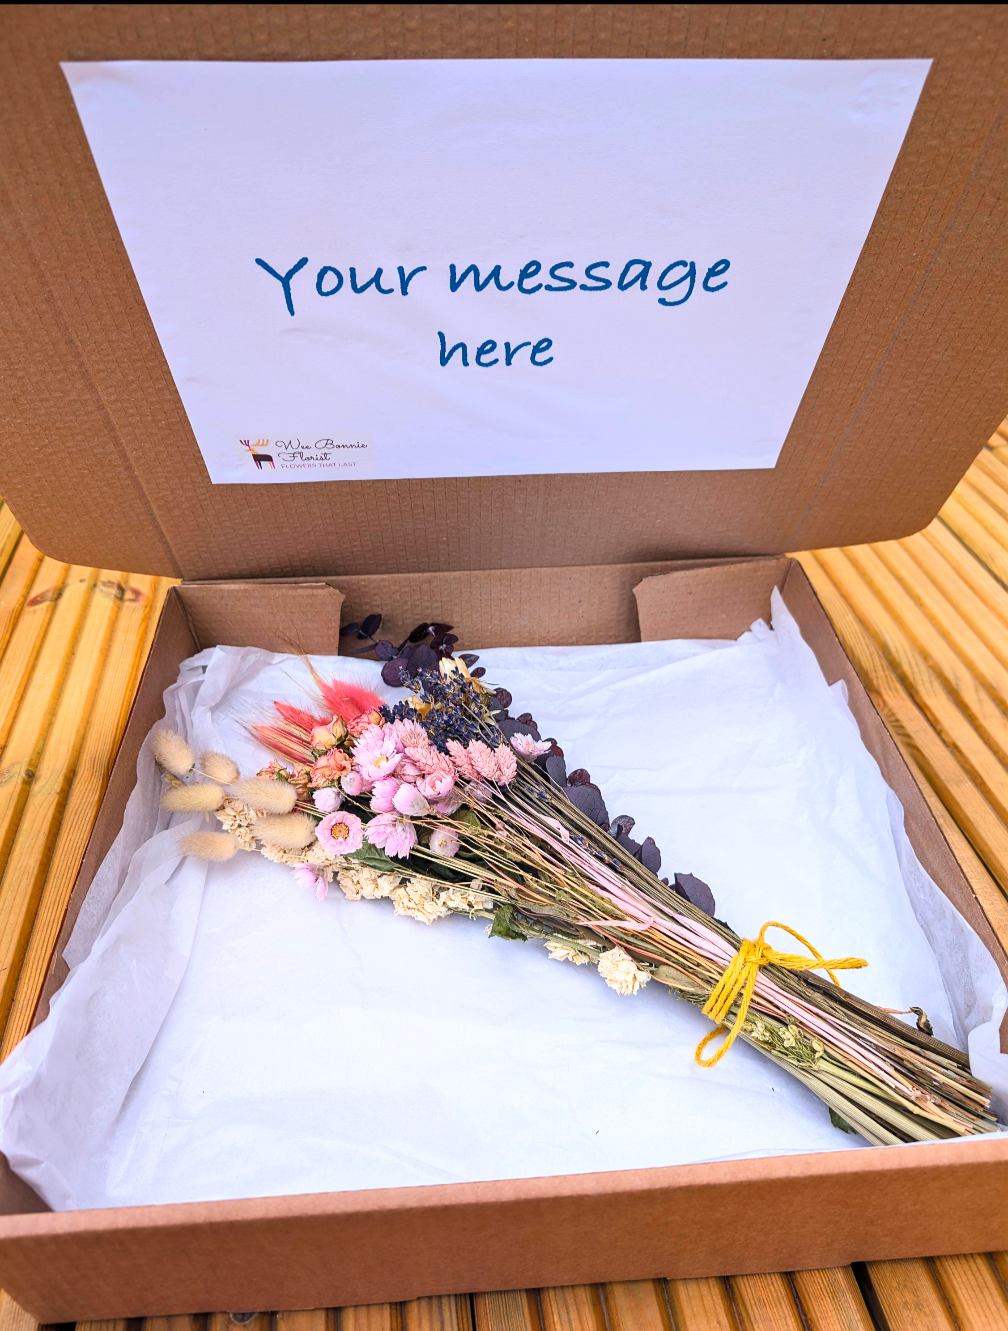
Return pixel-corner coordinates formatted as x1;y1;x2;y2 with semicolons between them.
0;6;1004;584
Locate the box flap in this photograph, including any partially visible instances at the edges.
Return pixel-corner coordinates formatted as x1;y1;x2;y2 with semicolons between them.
0;7;1004;580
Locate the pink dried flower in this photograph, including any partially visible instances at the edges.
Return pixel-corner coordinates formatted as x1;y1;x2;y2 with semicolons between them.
493;743;517;785
393;718;429;749
310;748;351;787
396;758;423;782
510;733;552;758
313;787;343;813
467;741;500;782
393;783;431;817
341;769;364;797
446;738;477;780
310;722;339;752
417;767;455;800
370;776;403;813
293;862;328;901
429;825;459;858
431;795;462;815
365;812;417;859
353;726;402;783
316;811;364;855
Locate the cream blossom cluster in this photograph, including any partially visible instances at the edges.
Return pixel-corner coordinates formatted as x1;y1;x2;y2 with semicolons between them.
597;945;651;996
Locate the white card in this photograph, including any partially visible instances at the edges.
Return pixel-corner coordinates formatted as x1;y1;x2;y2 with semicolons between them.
63;59;929;483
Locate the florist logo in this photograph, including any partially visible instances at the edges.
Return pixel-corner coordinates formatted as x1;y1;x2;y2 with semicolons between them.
239;438;275;471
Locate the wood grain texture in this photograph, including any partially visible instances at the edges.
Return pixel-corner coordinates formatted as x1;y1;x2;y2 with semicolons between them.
0;555;69;751
601;1280;672;1331
0;510;21;584
932;1253;1008;1330
920;519;1008;622
790;1268;874;1331
472;1290;540;1331
728;1273;804;1331
538;1286;605;1331
1;574;156;1052
0;1292;35;1331
275;1312;328;1331
665;1277;738;1330
144;1317;208;1331
402;1295;472;1331
0;537;42;665
899;530;1008;673
865;1259;957;1330
0;570;123;1034
939;497;1008;586
338;1307;402;1331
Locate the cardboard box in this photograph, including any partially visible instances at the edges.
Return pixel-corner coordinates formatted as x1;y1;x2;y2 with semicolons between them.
0;4;1006;1320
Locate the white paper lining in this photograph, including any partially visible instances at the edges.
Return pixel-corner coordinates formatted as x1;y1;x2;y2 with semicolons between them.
0;591;1004;1210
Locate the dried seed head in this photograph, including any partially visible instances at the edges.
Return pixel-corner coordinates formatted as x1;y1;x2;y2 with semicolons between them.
199;751;240;784
178;830;241;861
151;725;195;778
229;776;297;814
160;782;226;813
255;812;317;850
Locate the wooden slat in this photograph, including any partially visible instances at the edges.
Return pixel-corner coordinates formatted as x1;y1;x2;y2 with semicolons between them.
791;1268;874;1331
472;1290;540;1331
871;538;1008;707
0;508;21;584
538;1286;605;1331
843;541;1008;760
900;530;1008;673
939;496;1008;585
2;573;157;1053
338;1306;402;1331
402;1295;472;1330
0;537;43;665
970;448;1008;500
76;1321;128;1331
0;571;124;1035
664;1277;737;1331
601;1279;672;1330
991;1251;1008;1292
920;519;1008;623
0;565;95;872
144;1318;208;1331
0;1291;36;1331
0;555;69;753
797;551;1008;892
208;1316;270;1331
962;470;1008;524
865;1259;957;1330
932;1253;1008;1330
813;548;1008;826
728;1273;804;1331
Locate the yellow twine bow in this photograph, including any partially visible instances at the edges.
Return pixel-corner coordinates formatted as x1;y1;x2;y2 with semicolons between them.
695;921;867;1068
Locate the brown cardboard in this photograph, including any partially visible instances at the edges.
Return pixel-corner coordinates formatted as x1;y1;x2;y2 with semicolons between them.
0;4;1006;1316
0;1137;1004;1324
0;5;1005;580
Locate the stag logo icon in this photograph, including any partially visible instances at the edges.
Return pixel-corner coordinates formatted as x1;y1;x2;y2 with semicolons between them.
239;437;275;470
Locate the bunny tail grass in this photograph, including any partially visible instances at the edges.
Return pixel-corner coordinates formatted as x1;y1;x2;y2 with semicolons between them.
152;725;195;778
230;776;298;814
161;782;226;813
178;831;241;861
199;751;241;784
255;813;317;850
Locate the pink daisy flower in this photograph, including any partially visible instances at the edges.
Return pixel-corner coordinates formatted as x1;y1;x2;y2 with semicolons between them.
370;776;403;812
353;726;402;783
316;810;364;855
365;812;417;859
293;862;329;901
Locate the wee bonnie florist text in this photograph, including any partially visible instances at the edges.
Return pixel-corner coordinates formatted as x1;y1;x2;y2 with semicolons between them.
254;255;731;371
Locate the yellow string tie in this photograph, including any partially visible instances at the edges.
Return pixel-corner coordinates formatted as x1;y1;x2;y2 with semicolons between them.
695;921;868;1068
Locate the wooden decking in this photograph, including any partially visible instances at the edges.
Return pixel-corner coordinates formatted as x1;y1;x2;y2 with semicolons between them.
0;428;1007;1329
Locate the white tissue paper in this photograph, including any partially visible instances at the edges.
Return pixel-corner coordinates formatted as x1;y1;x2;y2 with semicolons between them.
0;590;1004;1210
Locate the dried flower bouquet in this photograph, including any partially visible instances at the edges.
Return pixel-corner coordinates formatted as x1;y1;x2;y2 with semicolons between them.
154;647;998;1148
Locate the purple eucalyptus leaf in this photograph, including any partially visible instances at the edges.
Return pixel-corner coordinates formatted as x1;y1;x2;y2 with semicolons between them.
408;623;432;643
610;815;636;838
406;643;439;676
566;783;609;827
498;716;541;743
674;872;716;917
359;613;382;638
567;768;591;787
340;622;360;637
374;640;395;661
470;666;486;678
639;836;661;875
381;659;408;687
459;653;479;667
495;688;513;709
429;622;453;635
545;753;568;789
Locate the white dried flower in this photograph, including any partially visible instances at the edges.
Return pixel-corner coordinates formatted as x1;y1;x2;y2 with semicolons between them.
390;881;449;925
255;812;316;850
337;866;395;901
199;751;240;784
160;782;225;813
260;843;311;867
438;886;494;917
545;940;590;966
177;830;241;861
229;776;297;815
597;945;650;996
152;725;195;778
214;796;257;850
